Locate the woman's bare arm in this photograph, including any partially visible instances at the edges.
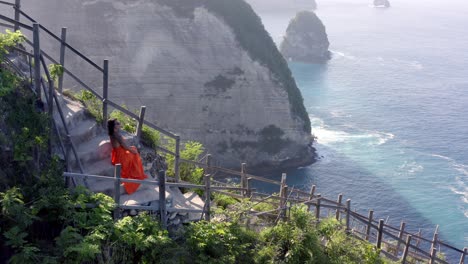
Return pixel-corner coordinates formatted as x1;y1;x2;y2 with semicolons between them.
115;134;138;154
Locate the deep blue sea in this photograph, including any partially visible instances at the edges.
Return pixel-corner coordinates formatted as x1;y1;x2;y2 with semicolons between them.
253;0;468;257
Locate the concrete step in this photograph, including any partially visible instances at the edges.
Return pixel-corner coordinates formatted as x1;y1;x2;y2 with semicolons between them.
54;97;87;132
70;119;103;144
70;133;138;168
84;159;115;177
74;136;110;166
120;184;172;206
170;187;204;222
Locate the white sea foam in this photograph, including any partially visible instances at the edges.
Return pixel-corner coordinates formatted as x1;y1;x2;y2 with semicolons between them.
430;153;453;161
311;117;393;146
330;50;356;60
398;161;424;175
392;58;424;70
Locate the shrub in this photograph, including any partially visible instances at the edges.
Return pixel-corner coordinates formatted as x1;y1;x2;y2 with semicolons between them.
75;90;103;123
185;221;257;263
258;205;327;263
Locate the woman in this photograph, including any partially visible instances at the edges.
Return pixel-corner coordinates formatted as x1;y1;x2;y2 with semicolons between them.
107;118;148;194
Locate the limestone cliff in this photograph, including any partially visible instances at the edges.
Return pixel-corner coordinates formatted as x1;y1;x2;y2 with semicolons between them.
280;11;331;63
19;0;314;171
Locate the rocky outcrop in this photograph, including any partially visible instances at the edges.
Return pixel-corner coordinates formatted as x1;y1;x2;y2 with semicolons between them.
280;11;331;63
18;0;314;171
245;0;317;12
374;0;390;8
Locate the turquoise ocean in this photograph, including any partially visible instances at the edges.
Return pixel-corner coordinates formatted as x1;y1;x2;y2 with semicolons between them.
253;0;468;257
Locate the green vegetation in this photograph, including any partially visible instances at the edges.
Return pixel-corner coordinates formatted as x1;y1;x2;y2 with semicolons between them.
0;30;24;56
166;140;205;184
47;63;64;86
75;90;103;123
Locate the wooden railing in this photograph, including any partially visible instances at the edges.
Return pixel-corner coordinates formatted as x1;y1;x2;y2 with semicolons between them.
63;154;467;264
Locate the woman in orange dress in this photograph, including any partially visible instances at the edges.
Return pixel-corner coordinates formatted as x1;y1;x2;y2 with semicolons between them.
107;119;148;194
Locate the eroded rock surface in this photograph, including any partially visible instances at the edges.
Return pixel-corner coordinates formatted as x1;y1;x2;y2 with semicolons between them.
280;11;331;63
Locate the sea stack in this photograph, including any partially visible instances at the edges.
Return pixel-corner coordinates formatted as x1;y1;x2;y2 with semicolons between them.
374;0;390;8
280;11;331;63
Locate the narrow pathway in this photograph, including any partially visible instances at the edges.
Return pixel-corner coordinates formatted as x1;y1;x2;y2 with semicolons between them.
54;95;204;222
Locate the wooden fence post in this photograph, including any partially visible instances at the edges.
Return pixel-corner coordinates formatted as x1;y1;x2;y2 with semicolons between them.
396;221;406;255
430;225;439;264
315;194;321;220
246;177;252;198
204;174;211;221
346;199;351;232
240;163;246;197
459;247;467;264
33;23;41;99
158;170;167;229
401;235;412;263
415;229;422;248
14;0;20;31
335;193;343;221
48;71;54;156
113;164;121;220
58;27;67;93
174;136;181;182
282;186;288;219
430;248;437;264
376;219;384;249
307;185;316;211
365;210;374;241
135;106;146;143
102;59;108;127
279;173;287;209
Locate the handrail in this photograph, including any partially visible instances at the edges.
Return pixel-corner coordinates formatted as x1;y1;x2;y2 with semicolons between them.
0;13;31;30
0;21;13;28
39;54;85;176
0;1;14;6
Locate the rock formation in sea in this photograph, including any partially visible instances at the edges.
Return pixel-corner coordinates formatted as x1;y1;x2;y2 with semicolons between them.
17;0;314;171
245;0;317;12
280;11;331;63
373;0;391;8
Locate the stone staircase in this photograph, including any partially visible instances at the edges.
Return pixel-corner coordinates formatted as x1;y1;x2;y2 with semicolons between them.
53;94;204;224
5;48;204;225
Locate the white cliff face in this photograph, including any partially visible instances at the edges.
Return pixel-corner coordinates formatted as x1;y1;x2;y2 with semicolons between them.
19;0;314;170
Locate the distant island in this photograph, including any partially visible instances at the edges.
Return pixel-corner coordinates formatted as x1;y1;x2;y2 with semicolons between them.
280;11;331;63
373;0;390;8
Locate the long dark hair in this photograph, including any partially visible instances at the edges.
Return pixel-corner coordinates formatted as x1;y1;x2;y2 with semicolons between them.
107;119;117;136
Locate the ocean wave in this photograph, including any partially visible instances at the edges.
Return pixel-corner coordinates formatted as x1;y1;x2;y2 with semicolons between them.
392;58;424;70
310;117;393;146
430;153;453;161
330;50;356;60
397;161;424;175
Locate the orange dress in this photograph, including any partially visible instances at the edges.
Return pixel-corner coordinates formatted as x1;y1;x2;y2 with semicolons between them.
111;146;148;194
